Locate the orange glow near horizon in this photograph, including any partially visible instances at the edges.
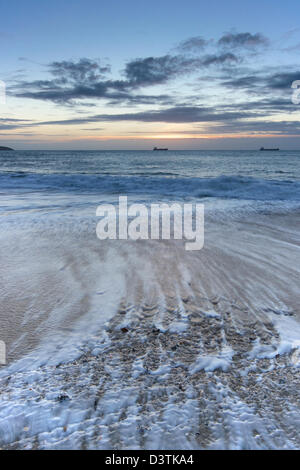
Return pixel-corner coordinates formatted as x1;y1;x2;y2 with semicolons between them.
1;131;300;145
60;132;300;141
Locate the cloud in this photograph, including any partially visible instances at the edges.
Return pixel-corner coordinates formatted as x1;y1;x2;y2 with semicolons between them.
124;55;192;86
49;58;110;83
0;106;256;130
222;75;262;89
13;58;119;103
222;70;300;101
218;32;269;49
15;83;174;106
107;93;174;106
87;106;249;123
2;103;299;138
0;118;31;122
131;118;300;136
10;29;297;138
39;111;300;136
206;119;300;135
201;53;238;66
228;98;299;112
124;53;237;87
0;118;33;130
29;106;259;126
268;72;300;89
177;36;209;52
13;48;238;104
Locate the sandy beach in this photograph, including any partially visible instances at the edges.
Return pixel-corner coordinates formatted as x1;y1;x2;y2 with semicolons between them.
0;208;299;449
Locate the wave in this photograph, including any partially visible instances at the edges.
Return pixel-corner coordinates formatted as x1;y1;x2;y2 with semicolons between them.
1;173;300;202
194;175;300;201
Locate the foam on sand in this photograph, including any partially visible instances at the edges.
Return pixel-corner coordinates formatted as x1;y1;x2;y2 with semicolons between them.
0;209;299;449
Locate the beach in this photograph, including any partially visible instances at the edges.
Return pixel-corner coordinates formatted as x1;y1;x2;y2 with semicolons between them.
0;150;299;449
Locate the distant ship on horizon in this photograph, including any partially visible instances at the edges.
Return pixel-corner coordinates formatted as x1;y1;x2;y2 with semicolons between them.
153;147;168;151
260;147;279;151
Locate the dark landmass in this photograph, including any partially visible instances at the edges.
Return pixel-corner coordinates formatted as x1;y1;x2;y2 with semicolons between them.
0;146;14;151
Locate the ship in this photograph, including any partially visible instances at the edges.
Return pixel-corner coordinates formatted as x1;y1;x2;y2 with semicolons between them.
260;147;279;151
153;147;168;151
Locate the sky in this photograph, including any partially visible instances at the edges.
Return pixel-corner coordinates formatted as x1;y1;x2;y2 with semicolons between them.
1;0;300;149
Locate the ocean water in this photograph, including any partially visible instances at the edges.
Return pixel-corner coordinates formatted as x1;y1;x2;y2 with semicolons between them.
1;149;300;201
0;149;300;231
0;149;300;449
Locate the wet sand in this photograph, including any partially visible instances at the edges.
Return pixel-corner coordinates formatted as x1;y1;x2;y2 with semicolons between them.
0;212;299;449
